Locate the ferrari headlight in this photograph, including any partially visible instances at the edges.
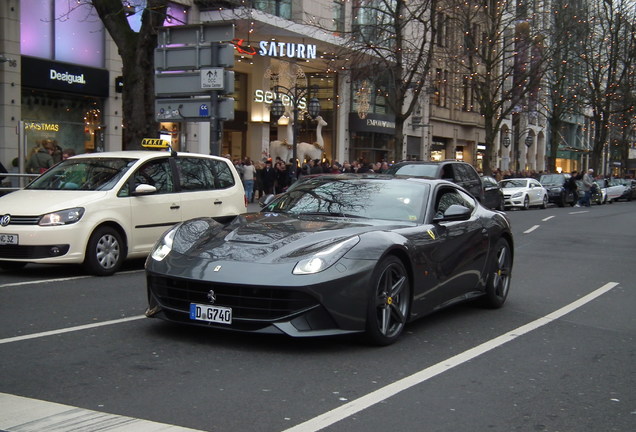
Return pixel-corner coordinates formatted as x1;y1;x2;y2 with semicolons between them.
150;227;177;261
39;207;84;226
293;236;359;275
512;192;523;198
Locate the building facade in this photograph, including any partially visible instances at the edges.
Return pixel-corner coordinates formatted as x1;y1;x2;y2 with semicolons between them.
2;0;607;179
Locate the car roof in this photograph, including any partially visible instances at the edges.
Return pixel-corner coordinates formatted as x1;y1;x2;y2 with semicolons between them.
391;160;466;166
68;151;228;161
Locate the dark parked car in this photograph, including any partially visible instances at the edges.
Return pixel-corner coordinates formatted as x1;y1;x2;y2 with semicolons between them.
539;173;575;207
145;175;514;346
386;160;485;202
480;175;504;210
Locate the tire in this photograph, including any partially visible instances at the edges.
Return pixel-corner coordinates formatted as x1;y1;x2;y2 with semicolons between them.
481;238;512;308
364;256;411;346
497;196;505;211
0;261;27;271
541;195;548;209
522;196;530;210
84;226;124;276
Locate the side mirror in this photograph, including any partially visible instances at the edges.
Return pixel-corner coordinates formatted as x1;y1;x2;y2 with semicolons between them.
133;183;157;195
434;204;472;222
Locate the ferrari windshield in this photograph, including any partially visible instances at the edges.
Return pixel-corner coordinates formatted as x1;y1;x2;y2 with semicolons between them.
264;177;428;222
386;164;438;177
27;157;136;191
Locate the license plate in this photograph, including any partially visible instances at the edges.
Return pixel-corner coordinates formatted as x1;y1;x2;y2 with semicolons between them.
0;234;18;245
189;303;232;324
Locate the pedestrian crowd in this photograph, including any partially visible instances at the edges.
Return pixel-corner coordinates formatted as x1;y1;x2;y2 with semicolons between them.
227;156;393;203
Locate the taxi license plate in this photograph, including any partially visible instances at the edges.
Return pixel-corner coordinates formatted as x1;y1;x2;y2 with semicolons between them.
189;303;232;324
0;234;18;245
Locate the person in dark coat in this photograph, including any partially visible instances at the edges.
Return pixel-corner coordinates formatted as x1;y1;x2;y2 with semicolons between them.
261;160;277;195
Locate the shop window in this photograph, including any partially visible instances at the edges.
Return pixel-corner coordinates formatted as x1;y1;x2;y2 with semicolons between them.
22;91;104;156
333;1;345;34
20;0;104;68
254;0;291;19
351;78;390;117
127;1;189;30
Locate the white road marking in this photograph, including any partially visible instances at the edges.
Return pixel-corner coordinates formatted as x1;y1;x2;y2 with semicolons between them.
0;392;205;432
0;269;143;289
0;275;92;288
282;282;620;432
569;210;590;214
542;216;555;222
0;316;146;345
523;224;540;234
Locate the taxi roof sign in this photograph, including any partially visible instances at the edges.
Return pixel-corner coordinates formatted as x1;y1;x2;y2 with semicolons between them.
141;138;170;148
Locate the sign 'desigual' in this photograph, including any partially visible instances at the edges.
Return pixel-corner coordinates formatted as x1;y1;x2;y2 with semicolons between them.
49;69;86;85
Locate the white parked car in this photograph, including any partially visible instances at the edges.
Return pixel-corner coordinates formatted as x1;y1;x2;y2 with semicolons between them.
595;178;626;204
0;150;246;275
499;178;548;210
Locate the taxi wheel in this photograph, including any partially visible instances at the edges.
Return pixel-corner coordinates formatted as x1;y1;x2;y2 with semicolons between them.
84;226;124;276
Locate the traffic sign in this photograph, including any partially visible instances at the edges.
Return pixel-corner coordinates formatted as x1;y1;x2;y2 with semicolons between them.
157;24;234;46
201;68;223;89
155;97;235;121
156;70;235;96
154;43;235;71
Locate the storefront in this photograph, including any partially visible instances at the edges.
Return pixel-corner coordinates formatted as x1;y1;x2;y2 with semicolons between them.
227;41;337;163
348;113;396;163
20;56;109;158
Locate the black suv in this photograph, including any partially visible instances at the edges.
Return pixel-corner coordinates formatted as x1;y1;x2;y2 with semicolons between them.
539;173;575;207
386;160;485;202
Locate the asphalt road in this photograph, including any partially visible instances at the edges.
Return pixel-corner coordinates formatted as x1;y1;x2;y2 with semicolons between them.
0;200;634;432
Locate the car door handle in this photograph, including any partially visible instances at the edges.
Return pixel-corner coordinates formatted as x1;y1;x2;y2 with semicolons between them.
213;200;223;205
170;204;180;210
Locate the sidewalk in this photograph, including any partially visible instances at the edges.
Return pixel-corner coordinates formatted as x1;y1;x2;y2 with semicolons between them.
247;202;261;213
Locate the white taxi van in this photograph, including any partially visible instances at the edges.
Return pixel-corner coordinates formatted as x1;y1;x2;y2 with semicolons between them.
0;141;246;275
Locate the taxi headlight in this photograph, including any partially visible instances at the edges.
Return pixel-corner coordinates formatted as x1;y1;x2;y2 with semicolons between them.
39;207;84;226
293;236;359;275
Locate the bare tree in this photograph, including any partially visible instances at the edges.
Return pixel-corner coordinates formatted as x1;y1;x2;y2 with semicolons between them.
541;0;587;173
579;0;636;174
309;0;438;161
86;0;168;150
440;0;545;175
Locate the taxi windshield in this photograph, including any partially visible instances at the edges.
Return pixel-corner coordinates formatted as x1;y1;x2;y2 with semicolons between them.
26;158;136;191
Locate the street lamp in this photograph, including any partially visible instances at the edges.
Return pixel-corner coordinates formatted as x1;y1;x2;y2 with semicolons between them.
525;135;533;147
502;135;511;148
270;84;320;180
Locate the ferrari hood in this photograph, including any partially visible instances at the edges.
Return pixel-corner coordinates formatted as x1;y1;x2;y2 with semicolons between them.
170;212;408;263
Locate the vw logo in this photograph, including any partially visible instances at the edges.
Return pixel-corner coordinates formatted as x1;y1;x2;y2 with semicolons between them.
207;290;216;304
0;215;10;227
